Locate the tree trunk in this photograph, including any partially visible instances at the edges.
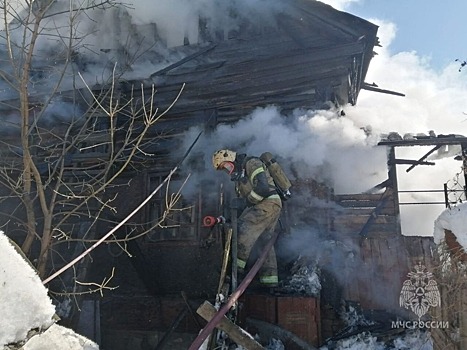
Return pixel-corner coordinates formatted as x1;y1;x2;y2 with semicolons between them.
37;214;53;277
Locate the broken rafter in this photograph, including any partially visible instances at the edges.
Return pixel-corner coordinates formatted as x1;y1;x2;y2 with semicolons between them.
378;135;467;147
364;178;391;194
149;43;218;78
406;145;442;172
361;82;405;97
359;189;392;238
389;159;435;166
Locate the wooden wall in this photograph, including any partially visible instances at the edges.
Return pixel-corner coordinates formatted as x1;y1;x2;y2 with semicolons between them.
330;190;436;313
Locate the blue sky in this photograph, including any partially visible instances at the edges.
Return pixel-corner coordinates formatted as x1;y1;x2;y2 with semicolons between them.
345;0;467;70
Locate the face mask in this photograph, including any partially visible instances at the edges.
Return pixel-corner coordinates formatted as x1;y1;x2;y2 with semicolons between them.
219;161;235;175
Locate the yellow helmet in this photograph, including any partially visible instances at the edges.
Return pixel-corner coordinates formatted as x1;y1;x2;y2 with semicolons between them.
212;149;236;170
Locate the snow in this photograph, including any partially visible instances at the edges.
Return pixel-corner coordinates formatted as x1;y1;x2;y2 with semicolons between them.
281;264;321;296
320;330;432;350
433;203;467;249
0;231;98;350
22;325;98;350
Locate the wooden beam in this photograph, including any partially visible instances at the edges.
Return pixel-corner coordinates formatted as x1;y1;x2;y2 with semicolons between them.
196;301;265;350
378;136;467;147
361;82;405;97
390;159;435;166
359;189;392;238
406;145;442;172
150;43;217;78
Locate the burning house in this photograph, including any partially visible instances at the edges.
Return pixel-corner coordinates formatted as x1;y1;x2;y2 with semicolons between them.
1;0;459;349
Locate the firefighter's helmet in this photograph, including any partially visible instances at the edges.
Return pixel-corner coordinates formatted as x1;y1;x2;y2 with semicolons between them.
212;149;236;170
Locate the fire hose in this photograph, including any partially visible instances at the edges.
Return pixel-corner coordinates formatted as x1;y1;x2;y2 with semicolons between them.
188;228;280;350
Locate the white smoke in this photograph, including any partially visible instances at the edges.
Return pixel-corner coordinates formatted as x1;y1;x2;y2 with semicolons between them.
128;0;283;47
181;106;387;197
319;0;360;11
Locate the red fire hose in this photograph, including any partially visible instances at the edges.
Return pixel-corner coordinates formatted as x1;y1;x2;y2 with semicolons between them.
188;229;279;350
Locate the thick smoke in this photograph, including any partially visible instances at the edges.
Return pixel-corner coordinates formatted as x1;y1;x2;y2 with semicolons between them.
180;105;387;198
129;0;283;47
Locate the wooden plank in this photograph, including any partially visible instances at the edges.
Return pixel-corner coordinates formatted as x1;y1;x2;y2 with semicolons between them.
334;194;388;201
147;68;350;114
343;238;362;302
378;237;402;313
366;238;383;309
389;237;408;313
196;301;265;350
395;236;411;300
239;294;277;325
333;236;358;302
335;200;390;208
276;296;321;347
210;33;329;57
342;259;359;302
334;207;396;216
333;222;397;234
357;238;373;308
160;44;354;87
333;215;396;225
153;41;360;89
400;236;413;266
211;40;364;72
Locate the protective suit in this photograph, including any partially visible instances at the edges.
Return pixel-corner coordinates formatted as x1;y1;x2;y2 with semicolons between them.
212;150;282;287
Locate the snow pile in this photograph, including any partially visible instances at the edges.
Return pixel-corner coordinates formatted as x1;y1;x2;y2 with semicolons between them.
22;325;98;350
281;265;321;297
433;203;467;249
0;232;55;345
320;329;432;350
340;303;375;329
0;231;98;350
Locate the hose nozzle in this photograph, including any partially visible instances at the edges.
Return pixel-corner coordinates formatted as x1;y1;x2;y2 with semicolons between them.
203;215;226;227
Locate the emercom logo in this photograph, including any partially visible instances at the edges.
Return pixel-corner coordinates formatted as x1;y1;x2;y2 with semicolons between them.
399;263;441;319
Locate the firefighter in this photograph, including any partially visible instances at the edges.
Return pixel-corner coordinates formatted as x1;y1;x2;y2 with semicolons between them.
212;149;282;289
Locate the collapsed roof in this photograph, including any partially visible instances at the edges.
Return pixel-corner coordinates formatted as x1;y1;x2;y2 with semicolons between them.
0;0;379;130
126;0;379;123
